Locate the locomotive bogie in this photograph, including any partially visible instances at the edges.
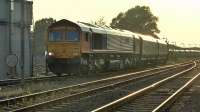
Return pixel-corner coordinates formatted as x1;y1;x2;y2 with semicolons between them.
47;57;81;74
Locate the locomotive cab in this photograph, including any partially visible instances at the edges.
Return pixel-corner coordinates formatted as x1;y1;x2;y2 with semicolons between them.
46;20;82;74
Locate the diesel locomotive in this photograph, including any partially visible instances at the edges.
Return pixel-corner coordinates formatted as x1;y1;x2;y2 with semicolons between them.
46;19;168;75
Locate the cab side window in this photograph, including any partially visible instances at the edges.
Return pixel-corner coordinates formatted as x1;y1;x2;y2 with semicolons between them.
85;33;89;41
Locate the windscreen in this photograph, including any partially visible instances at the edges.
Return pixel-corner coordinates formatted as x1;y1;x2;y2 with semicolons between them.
49;29;80;42
49;31;62;41
65;31;80;41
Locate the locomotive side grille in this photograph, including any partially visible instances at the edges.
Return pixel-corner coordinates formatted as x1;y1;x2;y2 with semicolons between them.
107;36;134;51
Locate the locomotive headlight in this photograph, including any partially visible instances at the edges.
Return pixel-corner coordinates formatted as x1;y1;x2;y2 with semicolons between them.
48;52;54;56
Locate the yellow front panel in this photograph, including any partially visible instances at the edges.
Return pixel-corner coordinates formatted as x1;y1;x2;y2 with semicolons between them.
47;42;80;58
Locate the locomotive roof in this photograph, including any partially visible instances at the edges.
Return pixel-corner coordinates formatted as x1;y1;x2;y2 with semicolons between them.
158;39;167;45
77;22;107;34
172;49;200;53
49;19;79;29
49;19;161;41
138;34;158;42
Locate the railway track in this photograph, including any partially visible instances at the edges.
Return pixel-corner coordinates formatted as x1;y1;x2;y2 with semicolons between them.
0;64;179;100
0;63;170;87
0;61;194;112
0;74;70;87
92;61;200;112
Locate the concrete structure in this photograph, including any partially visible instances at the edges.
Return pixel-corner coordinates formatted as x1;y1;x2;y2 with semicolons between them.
0;0;9;79
0;0;33;80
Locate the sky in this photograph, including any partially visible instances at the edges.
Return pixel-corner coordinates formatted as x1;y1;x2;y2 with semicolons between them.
33;0;200;47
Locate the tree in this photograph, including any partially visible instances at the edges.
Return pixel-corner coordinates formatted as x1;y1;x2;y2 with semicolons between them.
91;17;107;27
110;6;160;38
33;18;56;56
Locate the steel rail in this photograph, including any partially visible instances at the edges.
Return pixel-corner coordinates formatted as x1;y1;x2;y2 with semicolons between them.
3;62;192;112
152;72;200;112
91;61;196;112
0;62;189;105
0;60;192;86
0;74;69;86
